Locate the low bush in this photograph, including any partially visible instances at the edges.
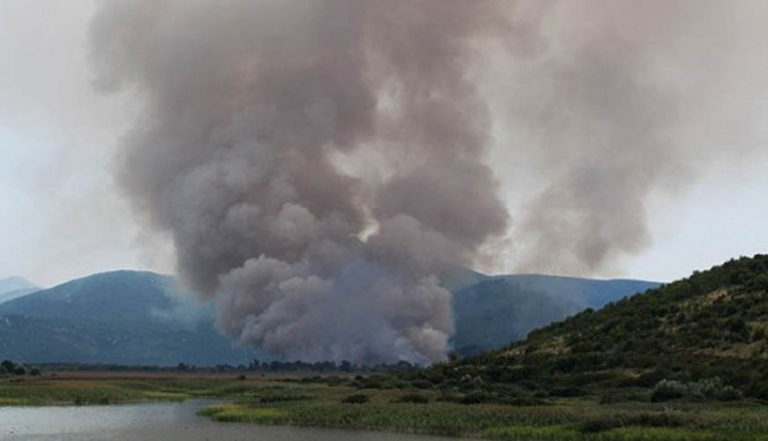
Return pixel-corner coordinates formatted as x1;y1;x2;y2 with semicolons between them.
257;394;312;403
459;391;489;404
651;380;687;402
0;360;30;377
395;393;429;404
410;379;434;389
652;377;743;402
579;412;687;433
717;385;744;401
498;396;549;406
548;387;587;397
341;394;369;404
599;390;649;404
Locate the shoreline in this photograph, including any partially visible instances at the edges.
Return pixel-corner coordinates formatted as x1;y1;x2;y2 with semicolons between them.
2;373;767;440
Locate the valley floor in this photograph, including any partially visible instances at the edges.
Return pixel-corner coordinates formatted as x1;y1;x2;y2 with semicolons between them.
1;372;767;441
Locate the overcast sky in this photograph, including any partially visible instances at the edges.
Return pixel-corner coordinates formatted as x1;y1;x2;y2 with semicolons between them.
1;0;767;287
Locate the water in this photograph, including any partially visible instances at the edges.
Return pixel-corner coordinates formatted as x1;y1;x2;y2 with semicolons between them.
0;400;462;441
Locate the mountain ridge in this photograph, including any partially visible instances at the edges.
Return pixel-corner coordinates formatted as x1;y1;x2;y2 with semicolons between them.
0;271;265;365
0;268;659;365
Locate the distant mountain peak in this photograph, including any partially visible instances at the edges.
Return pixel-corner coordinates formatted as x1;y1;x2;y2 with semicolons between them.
0;276;38;291
0;277;39;305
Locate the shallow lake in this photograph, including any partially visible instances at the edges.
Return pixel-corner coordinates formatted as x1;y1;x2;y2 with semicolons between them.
0;400;465;441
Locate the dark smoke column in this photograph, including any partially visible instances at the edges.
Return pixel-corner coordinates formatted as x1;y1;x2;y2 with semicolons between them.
90;0;508;363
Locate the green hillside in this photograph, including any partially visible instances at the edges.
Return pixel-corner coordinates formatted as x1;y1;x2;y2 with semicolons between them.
440;254;768;400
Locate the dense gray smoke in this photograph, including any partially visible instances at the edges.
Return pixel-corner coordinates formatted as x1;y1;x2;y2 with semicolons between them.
90;0;508;363
90;0;767;362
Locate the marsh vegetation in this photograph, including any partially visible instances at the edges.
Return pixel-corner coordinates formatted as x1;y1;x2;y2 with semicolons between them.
2;373;767;440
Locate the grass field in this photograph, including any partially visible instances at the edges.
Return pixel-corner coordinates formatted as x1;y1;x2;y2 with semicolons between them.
2;372;768;440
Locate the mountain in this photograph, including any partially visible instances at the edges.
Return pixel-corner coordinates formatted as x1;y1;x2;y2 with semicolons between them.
0;271;267;366
0;276;37;293
439;266;490;292
0;276;39;304
451;274;659;355
0;267;657;365
446;254;768;399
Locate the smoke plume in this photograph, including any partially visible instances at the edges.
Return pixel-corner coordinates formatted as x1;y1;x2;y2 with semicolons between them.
90;0;508;363
495;1;768;275
90;0;768;362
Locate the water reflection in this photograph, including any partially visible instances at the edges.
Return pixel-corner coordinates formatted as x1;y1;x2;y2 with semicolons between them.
0;400;463;441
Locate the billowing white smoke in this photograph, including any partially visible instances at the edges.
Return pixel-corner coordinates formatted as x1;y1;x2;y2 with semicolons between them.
89;0;509;364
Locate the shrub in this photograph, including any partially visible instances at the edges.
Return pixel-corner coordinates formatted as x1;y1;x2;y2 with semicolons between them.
718;385;743;401
652;380;689;402
459;391;488;404
579;412;687;433
410;379;434;389
258;394;311;403
358;374;392;389
599;390;649;404
341;394;369;404
395;393;429;404
499;396;549;406
697;377;726;398
652;378;743;402
321;375;345;386
548;387;587;397
1;360;16;372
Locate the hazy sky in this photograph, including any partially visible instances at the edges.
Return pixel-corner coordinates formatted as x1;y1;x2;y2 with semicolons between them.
1;0;767;287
